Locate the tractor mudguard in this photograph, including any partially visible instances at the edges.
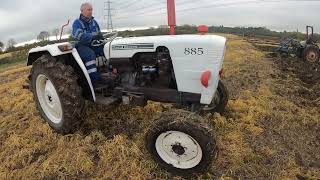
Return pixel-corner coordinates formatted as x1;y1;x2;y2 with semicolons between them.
27;43;96;102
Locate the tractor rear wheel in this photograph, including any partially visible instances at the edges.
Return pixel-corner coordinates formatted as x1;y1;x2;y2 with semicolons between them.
29;54;85;134
303;45;320;63
145;109;217;177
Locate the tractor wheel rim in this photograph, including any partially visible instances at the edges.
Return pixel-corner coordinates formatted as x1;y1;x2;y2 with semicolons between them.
155;131;202;169
307;51;317;62
36;74;63;124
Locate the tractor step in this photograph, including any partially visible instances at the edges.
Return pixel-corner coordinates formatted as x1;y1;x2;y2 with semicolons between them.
94;84;110;91
95;95;119;106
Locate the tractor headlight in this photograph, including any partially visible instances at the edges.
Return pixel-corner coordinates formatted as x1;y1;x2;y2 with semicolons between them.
58;43;74;52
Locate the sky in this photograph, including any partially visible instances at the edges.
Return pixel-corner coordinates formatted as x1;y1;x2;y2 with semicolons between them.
0;0;320;44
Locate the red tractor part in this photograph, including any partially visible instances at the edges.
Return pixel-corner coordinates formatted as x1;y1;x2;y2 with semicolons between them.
198;25;208;35
167;0;176;35
60;20;70;41
201;70;212;88
219;68;224;78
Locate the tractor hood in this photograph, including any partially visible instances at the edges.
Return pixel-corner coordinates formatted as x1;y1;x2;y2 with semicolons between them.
105;34;227;104
107;34;226;59
110;34;226;47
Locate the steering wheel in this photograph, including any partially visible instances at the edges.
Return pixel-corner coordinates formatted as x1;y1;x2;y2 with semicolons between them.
91;32;118;47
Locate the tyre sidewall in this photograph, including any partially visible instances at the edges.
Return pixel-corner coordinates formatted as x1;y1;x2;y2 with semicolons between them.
216;80;229;112
146;119;216;176
207;80;228;114
31;65;65;129
303;45;320;63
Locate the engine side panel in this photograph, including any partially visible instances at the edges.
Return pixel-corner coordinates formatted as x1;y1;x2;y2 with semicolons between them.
108;35;227;104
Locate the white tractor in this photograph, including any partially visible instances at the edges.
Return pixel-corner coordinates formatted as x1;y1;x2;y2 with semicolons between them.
27;32;228;176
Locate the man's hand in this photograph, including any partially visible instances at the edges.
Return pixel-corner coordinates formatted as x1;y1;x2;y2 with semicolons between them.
91;39;105;47
95;32;104;40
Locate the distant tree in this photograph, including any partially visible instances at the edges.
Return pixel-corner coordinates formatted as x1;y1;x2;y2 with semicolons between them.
67;34;74;41
37;31;50;41
64;28;72;35
0;41;4;52
158;25;169;29
7;38;16;51
52;28;60;40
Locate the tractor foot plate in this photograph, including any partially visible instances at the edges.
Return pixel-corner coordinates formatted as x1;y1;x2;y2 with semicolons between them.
95;95;119;106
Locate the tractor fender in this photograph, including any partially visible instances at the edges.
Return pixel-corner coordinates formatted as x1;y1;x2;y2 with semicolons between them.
27;44;96;102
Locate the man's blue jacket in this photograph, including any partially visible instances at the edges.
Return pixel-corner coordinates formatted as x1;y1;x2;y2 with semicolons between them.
72;14;101;46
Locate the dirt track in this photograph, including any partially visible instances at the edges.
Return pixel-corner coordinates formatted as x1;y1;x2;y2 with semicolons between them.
273;56;320;106
0;34;319;179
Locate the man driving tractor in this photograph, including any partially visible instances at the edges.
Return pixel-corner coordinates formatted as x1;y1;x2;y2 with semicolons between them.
72;2;107;88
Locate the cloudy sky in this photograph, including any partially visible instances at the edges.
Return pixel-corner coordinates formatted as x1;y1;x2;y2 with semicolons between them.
0;0;320;44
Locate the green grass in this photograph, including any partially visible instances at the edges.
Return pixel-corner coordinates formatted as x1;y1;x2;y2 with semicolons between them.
0;51;27;71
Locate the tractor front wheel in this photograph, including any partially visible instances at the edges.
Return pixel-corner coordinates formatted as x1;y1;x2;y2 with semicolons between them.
145;110;217;176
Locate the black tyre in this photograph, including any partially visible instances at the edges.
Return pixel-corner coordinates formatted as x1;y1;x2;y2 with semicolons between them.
202;80;229;114
29;54;85;134
303;45;320;63
295;47;304;58
145;109;217;176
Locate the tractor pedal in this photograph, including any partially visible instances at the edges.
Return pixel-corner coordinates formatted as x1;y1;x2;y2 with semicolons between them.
101;73;117;82
95;95;119;106
94;84;109;91
94;86;110;97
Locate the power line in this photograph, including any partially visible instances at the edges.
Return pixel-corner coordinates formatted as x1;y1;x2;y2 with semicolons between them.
115;0;209;14
114;8;166;20
175;0;212;6
114;0;249;20
113;0;243;20
113;0;320;21
116;1;166;14
113;0;144;10
112;0;130;7
113;0;225;19
175;0;320;13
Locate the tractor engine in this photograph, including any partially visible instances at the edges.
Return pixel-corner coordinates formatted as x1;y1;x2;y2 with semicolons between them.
109;47;176;89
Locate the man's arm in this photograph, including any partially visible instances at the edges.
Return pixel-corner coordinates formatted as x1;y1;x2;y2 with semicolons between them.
72;20;93;44
93;20;103;40
94;20;101;33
